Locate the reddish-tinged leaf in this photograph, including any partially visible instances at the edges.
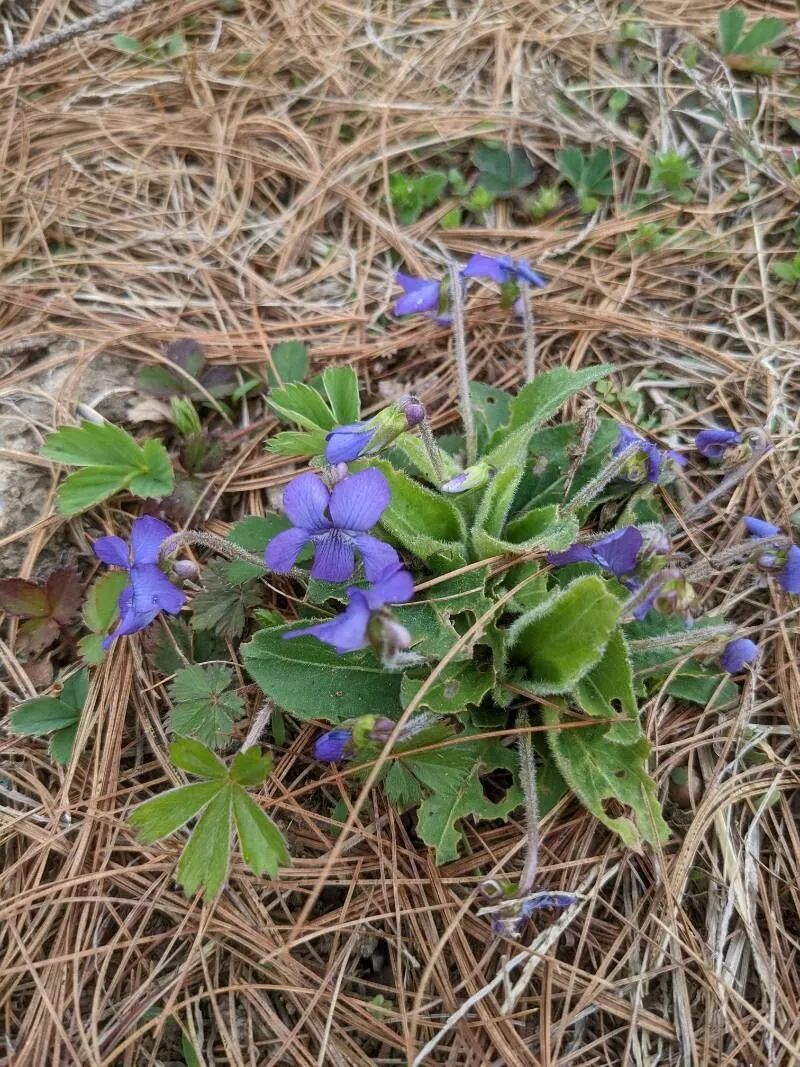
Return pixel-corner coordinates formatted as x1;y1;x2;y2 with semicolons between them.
0;579;50;618
0;568;82;651
18;617;61;652
44;568;82;624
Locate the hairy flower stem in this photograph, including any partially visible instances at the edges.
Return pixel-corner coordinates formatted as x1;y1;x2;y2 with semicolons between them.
516;708;539;896
448;261;476;465
396;711;444;742
519;286;537;383
664;455;762;535
627;624;735;653
417;416;446;484
563;444;640;514
158;530;265;568
683;536;791;583
241;701;273;751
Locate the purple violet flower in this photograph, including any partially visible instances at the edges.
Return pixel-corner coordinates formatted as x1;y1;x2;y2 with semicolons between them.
613;425;686;483
744;516;780;539
462;253;547;288
284;564;414;654
325;400;426;464
93;516;186;649
744;516;800;594
394;272;451;325
547;526;643;578
265;468;399;583
720;638;758;674
314;728;352;762
695;428;741;461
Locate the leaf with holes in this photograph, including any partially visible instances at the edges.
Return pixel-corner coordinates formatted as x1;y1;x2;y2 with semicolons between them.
543;704;669;851
416;739;522;863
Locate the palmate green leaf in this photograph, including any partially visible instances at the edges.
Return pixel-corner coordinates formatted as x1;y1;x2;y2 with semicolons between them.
266;341;309;387
267;382;336;431
401;661;494;715
232;787;289;878
77;634;106;666
367;460;466;565
509;575;621;693
190;560;261;639
416;739;522;863
168;666;243;749
43;420;174;514
60;669;89;713
241;625;403;722
322;365;361;425
543;705;670;851
176;785;233;898
129;780;225;842
472;144;534;196
130;740;287;898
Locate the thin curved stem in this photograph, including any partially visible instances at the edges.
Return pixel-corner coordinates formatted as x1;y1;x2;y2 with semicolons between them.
159;530;265;569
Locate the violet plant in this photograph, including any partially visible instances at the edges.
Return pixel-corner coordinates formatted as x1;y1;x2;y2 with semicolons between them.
6;252;787;930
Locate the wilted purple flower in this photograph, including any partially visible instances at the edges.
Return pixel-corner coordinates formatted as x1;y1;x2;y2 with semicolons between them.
721;638;758;674
315;728;352;762
744;515;800;594
489;890;577;939
613;425;686;483
394;272;451;324
547;526;642;578
284;564;414;654
265;469;399;583
695;428;741;461
463;252;547;288
93;516;186;649
325;399;427;464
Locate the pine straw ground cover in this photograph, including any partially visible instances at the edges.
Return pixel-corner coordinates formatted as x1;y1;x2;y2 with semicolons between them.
1;1;800;1064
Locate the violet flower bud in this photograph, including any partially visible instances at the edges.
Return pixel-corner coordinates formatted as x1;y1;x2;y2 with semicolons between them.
172;559;199;580
720;638;758;674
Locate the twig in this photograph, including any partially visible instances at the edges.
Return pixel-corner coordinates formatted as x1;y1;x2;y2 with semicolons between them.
0;0;159;73
447;261;476;465
519;287;537;383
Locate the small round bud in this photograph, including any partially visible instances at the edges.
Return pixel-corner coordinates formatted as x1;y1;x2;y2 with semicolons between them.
402;400;426;428
172;559;198;580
